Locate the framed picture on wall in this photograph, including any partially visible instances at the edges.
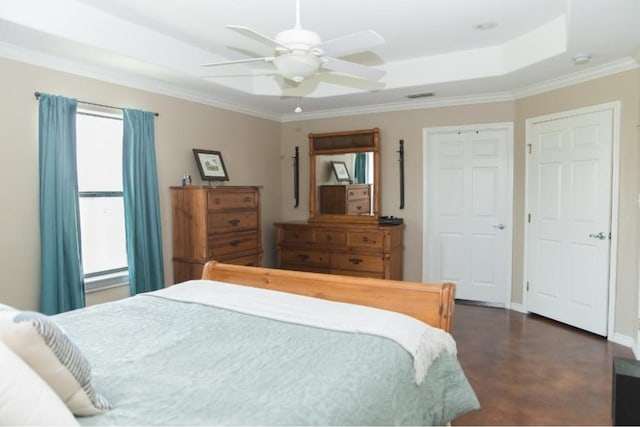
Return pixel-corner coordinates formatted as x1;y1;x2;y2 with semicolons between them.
330;160;351;182
193;149;229;181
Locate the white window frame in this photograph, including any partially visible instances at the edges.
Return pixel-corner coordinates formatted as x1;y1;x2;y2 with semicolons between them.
76;108;129;293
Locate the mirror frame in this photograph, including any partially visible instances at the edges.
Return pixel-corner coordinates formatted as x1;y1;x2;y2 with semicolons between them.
309;128;380;224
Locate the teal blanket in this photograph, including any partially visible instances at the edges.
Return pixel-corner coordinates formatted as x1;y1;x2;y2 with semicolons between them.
55;295;478;425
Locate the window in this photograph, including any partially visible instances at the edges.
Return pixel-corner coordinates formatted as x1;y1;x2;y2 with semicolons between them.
75;111;128;291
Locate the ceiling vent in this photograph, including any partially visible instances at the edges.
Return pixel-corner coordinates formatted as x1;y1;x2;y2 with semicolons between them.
406;92;434;99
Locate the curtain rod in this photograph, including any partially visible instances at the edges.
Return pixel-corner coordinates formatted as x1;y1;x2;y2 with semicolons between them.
34;92;159;117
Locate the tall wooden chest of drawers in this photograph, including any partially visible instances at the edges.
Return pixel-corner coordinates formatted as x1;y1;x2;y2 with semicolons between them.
274;221;403;280
319;184;371;215
171;186;262;283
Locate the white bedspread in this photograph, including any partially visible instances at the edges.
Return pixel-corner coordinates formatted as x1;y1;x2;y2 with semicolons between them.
144;280;457;384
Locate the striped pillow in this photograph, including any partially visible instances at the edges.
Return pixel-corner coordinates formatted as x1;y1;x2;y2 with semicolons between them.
0;308;111;416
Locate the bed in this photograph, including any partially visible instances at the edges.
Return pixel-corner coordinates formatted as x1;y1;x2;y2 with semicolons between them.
1;262;479;425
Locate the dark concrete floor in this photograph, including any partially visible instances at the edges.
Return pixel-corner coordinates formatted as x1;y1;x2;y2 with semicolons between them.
451;302;635;426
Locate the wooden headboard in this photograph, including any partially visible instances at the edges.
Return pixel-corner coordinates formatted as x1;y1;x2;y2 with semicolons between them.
201;261;455;332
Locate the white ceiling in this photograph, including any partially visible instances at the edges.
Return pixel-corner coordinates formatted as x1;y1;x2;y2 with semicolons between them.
1;0;639;121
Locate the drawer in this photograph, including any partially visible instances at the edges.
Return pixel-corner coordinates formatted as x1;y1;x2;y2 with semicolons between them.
280;227;313;243
208;190;257;211
208;211;257;234
218;253;261;267
347;200;370;215
281;249;329;268
313;229;346;245
208;231;258;257
347;186;370;199
346;230;383;248
331;252;383;273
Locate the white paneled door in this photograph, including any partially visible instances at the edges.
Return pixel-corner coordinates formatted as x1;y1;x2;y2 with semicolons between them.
526;108;613;336
424;125;511;304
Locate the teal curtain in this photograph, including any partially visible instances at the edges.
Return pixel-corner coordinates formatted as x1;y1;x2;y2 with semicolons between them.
122;109;164;295
354;152;367;184
38;94;85;314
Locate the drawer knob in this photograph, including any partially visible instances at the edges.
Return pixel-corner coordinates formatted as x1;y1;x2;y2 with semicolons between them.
244;196;251;202
297;254;310;261
229;239;241;247
349;258;363;265
229;218;240;226
326;235;332;241
362;236;369;242
214;198;221;204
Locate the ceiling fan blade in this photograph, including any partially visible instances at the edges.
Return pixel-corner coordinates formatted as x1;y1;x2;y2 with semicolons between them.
227;25;289;51
314;30;384;58
201;57;274;67
202;71;279;78
321;57;385;81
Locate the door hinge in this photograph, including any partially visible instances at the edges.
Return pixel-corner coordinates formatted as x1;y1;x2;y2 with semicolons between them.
527;281;530;291
527;144;532;154
528;213;531;223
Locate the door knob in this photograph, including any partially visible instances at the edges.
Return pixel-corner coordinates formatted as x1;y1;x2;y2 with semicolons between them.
493;224;506;230
589;232;607;240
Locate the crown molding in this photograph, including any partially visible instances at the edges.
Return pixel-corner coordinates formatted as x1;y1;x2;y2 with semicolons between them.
2;41;638;124
280;92;515;122
0;41;281;122
283;57;640;122
512;57;640;100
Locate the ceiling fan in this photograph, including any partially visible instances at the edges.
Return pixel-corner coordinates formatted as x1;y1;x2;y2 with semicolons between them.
202;0;385;84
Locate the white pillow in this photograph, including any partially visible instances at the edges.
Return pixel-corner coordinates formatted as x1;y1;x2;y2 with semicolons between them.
0;341;79;425
0;307;111;416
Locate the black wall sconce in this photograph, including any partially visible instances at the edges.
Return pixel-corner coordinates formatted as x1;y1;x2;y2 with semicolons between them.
398;140;405;209
293;146;299;208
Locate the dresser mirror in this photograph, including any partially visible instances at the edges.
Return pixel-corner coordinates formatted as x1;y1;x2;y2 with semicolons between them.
309;128;380;223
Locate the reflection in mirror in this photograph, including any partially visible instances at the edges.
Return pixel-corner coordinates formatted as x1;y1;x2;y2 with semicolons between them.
308;128;380;224
316;153;374;215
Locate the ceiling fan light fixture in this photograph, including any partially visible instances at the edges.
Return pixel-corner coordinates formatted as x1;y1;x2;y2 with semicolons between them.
274;52;321;82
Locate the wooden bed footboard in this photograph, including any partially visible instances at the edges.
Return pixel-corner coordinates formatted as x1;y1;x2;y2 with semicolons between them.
201;261;455;332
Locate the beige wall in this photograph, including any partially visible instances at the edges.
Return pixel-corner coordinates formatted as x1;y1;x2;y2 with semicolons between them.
85;285;129;306
280;69;640;340
0;57;282;310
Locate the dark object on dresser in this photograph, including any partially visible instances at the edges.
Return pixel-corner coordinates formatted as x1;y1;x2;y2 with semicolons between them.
379;216;403;225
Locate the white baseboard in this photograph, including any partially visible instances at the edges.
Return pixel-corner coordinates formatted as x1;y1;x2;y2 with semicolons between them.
505;307;637;358
611;333;635;351
508;302;526;313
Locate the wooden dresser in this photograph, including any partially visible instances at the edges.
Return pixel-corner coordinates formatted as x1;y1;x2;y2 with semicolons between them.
171;186;262;283
274;221;403;279
319;184;371;215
